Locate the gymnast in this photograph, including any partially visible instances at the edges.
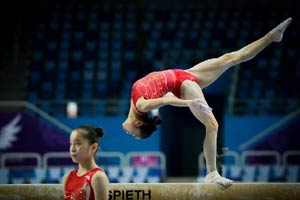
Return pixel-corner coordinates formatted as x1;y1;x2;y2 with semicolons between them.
62;125;109;200
122;17;292;187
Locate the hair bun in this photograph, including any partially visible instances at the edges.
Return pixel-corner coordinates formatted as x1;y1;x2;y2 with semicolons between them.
95;127;104;138
153;116;162;125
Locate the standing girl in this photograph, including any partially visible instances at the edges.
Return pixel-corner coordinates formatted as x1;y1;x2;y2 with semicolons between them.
62;125;109;200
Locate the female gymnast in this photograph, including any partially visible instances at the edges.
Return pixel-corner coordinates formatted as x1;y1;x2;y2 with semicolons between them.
62;125;109;200
122;17;292;187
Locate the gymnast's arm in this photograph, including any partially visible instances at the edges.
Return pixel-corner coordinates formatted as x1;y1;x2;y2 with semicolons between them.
92;171;110;200
136;92;191;112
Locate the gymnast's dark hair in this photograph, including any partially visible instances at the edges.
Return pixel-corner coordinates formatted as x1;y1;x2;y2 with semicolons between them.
76;125;104;144
139;116;162;139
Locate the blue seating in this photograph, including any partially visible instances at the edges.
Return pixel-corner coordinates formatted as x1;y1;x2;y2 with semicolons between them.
39;101;51;112
270;166;286;182
81;82;93;100
32;50;44;61
228;165;243;181
71;50;83;61
96;102;106;114
52;102;66;117
45;61;56;71
95;82;107;99
69;71;81;82
83;69;94;81
0;169;9;184
58;60;69;70
30;71;41;82
25;1;298;117
286;165;299;182
27;91;38;102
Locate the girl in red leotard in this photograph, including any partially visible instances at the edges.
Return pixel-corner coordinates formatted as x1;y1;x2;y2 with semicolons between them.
122;18;292;187
62;125;109;200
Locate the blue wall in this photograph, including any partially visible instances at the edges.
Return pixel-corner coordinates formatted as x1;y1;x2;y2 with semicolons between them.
57;116;160;154
223;114;283;152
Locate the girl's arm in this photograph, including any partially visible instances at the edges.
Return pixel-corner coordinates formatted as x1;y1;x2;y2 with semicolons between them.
61;172;70;197
92;171;110;200
136;92;192;112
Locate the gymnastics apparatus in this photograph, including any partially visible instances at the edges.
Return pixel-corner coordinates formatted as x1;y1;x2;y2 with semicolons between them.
0;183;299;200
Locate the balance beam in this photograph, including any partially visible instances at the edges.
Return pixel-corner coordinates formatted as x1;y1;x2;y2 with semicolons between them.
0;183;299;200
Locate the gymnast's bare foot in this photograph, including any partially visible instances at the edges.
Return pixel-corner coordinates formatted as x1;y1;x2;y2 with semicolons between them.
204;170;234;188
269;17;292;42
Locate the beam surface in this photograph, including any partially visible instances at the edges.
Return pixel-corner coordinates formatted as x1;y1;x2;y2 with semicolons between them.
0;183;299;200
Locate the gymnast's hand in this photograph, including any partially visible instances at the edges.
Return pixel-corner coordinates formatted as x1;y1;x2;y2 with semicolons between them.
187;98;212;114
163;92;192;107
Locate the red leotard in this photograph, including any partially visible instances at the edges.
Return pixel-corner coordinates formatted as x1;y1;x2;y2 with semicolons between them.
64;168;103;200
131;69;199;114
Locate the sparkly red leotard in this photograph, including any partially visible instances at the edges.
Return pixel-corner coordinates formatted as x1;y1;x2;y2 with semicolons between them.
131;69;199;114
64;168;103;200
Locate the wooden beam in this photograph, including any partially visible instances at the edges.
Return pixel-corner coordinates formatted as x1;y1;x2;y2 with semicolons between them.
0;183;299;200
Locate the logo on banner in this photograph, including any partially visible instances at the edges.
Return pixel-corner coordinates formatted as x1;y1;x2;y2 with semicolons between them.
109;189;151;200
0;114;22;150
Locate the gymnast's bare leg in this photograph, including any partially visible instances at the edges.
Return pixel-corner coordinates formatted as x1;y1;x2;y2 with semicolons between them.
182;18;291;187
181;80;233;187
187;17;292;89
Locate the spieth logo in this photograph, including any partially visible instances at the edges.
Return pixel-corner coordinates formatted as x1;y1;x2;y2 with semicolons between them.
0;114;22;150
109;190;151;200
